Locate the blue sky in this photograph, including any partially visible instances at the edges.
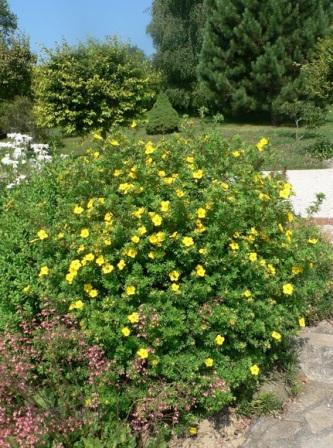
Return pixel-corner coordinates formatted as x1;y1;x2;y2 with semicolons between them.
9;0;154;56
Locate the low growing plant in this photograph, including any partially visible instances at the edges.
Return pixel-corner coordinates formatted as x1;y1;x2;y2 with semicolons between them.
0;130;332;445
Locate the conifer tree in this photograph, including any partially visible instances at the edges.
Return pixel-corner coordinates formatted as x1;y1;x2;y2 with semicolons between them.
199;0;333;119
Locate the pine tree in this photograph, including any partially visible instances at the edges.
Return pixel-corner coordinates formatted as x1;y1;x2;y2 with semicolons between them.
147;0;207;113
199;0;333;120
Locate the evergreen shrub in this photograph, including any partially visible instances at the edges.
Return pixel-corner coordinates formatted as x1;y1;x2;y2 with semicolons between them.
146;92;180;134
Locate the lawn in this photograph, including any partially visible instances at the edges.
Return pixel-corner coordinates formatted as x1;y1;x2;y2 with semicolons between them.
61;112;333;170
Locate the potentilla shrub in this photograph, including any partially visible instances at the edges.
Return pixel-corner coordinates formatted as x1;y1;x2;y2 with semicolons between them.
0;131;332;440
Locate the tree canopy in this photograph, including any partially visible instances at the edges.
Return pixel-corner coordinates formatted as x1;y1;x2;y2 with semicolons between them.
147;0;207;112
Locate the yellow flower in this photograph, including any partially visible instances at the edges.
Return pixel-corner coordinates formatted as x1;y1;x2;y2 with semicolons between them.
267;264;276;276
195;264;206;277
96;255;105;266
57;232;64;240
199;247;208;255
256;137;269;152
88;289;98;298
118;183;134;194
148;251;155;259
158;170;166;177
110;139;120;146
308;238;318;245
69;259;81;271
80;228;89;238
113;169;122;177
66;272;76;284
215;335;225;346
117;259;126;270
186;156;194;164
121;326;131;337
285;230;293;242
145;141;155;154
138;226;147;236
77;244;85;253
242;289;252;299
128;312;139;324
193;169;203;180
169;271;180;282
248;252;257;262
188;427;198;436
279;182;292;199
163;176;175;185
98;197;105;204
250;364;260;375
229;241;239;251
131;235;140;244
132;207;145;219
288;212;294;222
299;317;306;328
137;348;149;359
39;266;49;277
283;283;294;295
232;150;241;157
69;300;84;311
102;263;114;274
104;212;113;223
171;283;180;293
104;239;112;246
87;199;94;209
259;192;270;201
37;229;48;240
82;253;94;264
84;283;93;293
160;201;170;213
125;248;137;258
150;213;163;226
272;331;282;341
292;266;303;275
204;358;214;367
126;286;136;296
130;120;137;128
182;236;194;247
176;189;185;198
92;132;103;141
73;205;84;215
197;208;206;219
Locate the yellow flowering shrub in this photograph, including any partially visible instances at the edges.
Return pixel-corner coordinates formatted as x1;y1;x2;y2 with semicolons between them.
0;131;332;442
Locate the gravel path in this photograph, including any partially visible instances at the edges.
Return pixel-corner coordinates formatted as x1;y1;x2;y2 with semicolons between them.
285;169;333;218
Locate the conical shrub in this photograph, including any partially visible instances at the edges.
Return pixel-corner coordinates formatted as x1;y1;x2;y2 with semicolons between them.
146;92;179;135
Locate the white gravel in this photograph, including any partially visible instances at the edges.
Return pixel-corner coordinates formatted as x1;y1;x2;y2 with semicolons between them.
286;169;333;218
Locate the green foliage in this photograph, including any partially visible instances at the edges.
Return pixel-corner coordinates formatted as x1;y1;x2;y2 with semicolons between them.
273;30;333;125
0;96;35;134
33;37;159;136
0;131;332;444
0;0;17;40
304;137;333;160
0;35;35;101
148;0;207;113
199;0;333;119
146;92;180;134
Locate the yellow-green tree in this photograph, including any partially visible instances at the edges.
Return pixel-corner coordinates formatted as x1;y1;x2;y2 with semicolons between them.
34;38;159;136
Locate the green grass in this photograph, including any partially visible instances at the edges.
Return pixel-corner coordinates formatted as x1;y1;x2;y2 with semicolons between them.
61;111;333;170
